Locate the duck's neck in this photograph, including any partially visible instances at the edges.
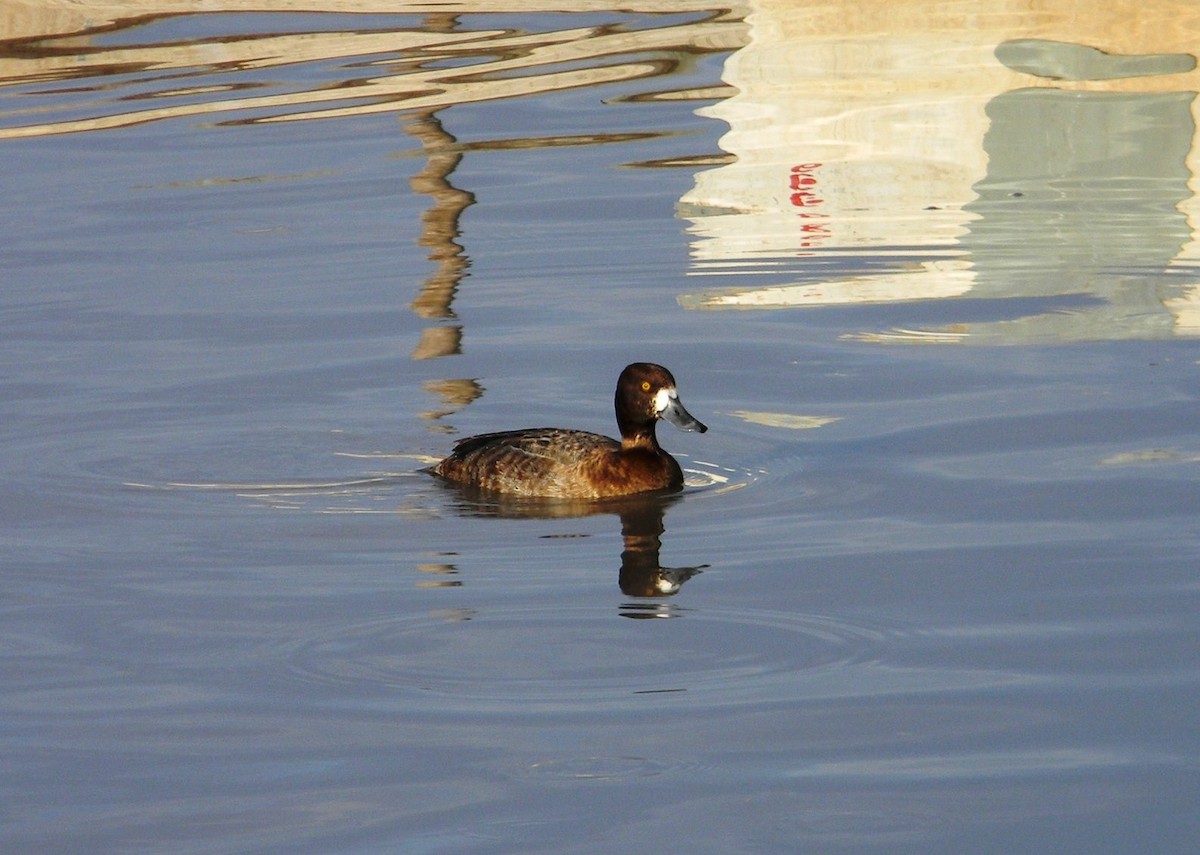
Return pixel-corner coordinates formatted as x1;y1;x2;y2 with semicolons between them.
621;427;660;451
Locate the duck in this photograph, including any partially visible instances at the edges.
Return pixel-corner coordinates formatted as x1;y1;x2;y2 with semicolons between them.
430;362;707;499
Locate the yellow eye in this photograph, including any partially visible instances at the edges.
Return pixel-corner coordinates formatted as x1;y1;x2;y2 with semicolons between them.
641;381;651;392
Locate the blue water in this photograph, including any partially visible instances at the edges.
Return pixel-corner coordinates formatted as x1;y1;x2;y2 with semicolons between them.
2;4;1198;852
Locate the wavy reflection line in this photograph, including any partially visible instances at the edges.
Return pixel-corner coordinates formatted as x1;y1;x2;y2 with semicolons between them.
0;61;667;139
0;8;747;138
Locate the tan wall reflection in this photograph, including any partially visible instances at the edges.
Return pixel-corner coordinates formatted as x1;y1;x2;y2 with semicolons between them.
678;0;1200;342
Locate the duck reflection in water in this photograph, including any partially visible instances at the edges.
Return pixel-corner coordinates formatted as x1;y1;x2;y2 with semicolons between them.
438;488;706;599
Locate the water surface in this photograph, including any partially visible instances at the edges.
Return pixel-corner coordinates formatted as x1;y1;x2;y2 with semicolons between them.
2;2;1198;852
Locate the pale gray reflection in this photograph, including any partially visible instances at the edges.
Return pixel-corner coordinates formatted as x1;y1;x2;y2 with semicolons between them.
433;487;705;599
995;38;1196;82
676;0;1200;342
944;88;1197;343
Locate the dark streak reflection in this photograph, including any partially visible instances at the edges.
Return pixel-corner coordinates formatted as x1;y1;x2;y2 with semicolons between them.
399;15;480;430
405;107;473;329
404;106;480;425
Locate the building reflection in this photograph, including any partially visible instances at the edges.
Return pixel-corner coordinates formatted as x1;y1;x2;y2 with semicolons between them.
8;2;1197;343
435;487;705;600
676;0;1200;342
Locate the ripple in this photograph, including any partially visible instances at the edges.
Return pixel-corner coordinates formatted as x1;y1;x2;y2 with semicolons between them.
682;458;768;495
122;452;765;515
124;466;440;517
521;755;671;781
266;604;902;714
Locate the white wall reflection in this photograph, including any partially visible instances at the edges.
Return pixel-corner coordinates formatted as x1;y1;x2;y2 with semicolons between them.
678;0;1200;342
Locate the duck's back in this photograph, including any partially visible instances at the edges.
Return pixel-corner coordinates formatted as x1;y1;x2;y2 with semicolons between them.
431;428;619;498
431;427;681;499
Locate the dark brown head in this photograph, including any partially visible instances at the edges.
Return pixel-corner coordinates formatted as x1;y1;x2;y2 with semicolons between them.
614;363;707;443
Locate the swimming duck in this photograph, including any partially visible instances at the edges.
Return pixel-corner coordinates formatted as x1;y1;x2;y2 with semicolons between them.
431;362;707;499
